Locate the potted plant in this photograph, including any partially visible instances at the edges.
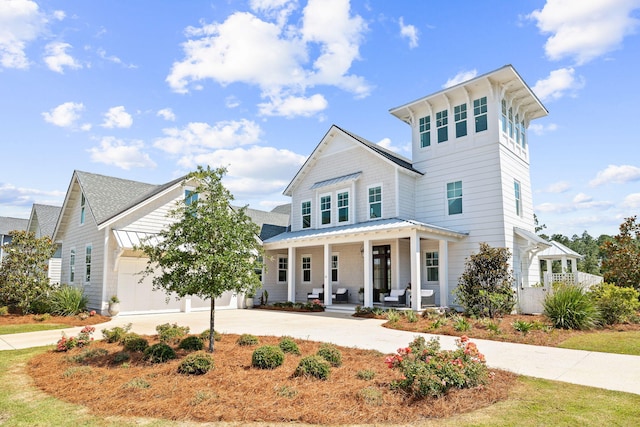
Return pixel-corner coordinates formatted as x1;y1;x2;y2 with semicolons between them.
245;292;255;309
108;295;120;316
358;288;364;303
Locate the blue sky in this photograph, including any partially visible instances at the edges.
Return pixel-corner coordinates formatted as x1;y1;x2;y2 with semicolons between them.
1;0;639;238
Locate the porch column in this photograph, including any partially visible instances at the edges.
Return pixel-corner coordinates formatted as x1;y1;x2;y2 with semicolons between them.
561;256;568;273
571;258;578;273
545;259;552;283
410;231;421;311
438;239;449;307
363;239;373;308
287;247;296;302
323;243;332;306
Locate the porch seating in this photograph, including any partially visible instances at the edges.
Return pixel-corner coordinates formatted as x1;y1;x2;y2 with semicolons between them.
383;289;407;306
307;287;324;301
332;288;349;303
421;289;435;307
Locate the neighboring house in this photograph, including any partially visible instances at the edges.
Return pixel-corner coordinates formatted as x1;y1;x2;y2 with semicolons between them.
539;241;603;288
53;170;289;315
27;204;62;284
261;65;552;311
0;217;29;261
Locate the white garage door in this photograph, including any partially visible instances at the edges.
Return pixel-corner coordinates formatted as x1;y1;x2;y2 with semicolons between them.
117;258;181;314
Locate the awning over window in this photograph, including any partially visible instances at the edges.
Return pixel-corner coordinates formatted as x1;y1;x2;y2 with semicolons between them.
310;171;362;190
112;229;161;249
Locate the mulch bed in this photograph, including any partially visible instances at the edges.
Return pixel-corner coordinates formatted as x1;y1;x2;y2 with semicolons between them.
27;334;516;425
0;313;111;328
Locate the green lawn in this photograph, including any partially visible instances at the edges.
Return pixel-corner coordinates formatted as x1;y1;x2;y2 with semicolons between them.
1;346;639;426
559;330;640;355
0;324;68;335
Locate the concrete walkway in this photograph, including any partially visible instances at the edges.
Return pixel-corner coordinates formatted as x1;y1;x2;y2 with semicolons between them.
2;309;639;396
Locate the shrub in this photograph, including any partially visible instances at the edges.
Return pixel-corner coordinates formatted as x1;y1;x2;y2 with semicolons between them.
113;351;131;364
454;243;515;318
356;369;376;381
199;329;222;342
385;310;401;323
123;378;150;389
156;323;190;344
544;284;599;330
275;385;298;398
512;320;533;335
179;336;204;351
251;345;285;369
385;336;489;399
49;285;88;316
67;348;108;364
101;323;132;343
358;386;384;406
0;306;8;316
482;318;502;335
236;334;259;346
122;334;149;353
404;310;419;323
294;355;331;380
144;343;177;363
32;313;51;322
453;315;472;332
589;282;640;325
56;326;95;352
178;352;214;375
317;343;342;367
278;337;301;355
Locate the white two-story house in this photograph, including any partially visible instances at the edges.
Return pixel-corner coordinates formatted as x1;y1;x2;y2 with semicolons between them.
261;65;550;311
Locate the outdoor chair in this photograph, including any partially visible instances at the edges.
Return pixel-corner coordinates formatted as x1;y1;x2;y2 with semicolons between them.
421;289;436;307
332;288;349;303
307;287;324;301
383;289;407;306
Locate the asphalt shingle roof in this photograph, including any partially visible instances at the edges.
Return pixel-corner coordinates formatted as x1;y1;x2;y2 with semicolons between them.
0;217;28;235
29;204;61;237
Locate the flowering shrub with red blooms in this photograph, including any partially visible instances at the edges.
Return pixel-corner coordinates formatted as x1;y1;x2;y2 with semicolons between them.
385;335;490;398
89;310;96;317
56;326;95;352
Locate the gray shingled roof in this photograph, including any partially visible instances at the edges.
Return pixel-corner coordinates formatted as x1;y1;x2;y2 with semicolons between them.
0;217;28;235
271;203;291;216
242;206;290;241
75;171;185;226
29;204;61;237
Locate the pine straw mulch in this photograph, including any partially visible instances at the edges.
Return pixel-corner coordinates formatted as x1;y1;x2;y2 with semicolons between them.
0;313;111;327
376;313;640;347
27;334;516;425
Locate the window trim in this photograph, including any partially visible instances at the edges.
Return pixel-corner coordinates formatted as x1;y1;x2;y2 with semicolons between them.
473;96;488;133
367;184;383;220
425;251;439;282
436;109;448;143
419;115;431;148
80;193;86;225
69;248;76;283
446;181;463;216
301;255;311;283
319;193;332;226
277;256;288;283
337;189;350;223
454;103;467;138
85;245;92;284
331;253;339;283
301;199;311;229
514;179;522;217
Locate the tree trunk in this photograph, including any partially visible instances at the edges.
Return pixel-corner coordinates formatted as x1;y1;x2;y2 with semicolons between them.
208;297;216;352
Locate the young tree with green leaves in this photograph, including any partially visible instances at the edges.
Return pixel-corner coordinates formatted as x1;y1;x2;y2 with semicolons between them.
601;216;640;290
454;243;515;318
137;166;264;352
0;230;56;313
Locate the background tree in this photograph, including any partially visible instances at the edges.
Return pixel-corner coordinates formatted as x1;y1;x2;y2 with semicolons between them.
600;216;640;290
454;243;515;318
137;166;263;352
0;230;56;313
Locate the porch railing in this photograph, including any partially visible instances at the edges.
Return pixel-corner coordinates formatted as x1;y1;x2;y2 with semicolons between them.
543;272;603;290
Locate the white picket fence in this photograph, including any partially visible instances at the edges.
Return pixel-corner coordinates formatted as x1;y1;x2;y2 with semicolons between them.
517;272;604;314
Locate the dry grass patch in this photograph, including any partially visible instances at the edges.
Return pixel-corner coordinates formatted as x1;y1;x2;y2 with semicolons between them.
27;334;515;425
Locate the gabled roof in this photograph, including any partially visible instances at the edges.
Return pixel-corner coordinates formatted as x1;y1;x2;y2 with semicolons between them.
271;203;291;216
283;125;422;196
0;217;28;235
243;207;290;241
389;64;548;124
539;241;583;259
27;204;61;238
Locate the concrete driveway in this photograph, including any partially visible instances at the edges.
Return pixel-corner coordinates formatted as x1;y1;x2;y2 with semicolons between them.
2;309;639;396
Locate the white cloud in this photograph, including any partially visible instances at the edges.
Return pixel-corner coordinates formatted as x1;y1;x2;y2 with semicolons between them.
43;42;82;73
399;17;418;49
157;108;176;121
96;47;136;68
529;122;558;136
42;101;84;127
88;137;156;170
258;93;328;117
541;181;571;193
154;119;262;160
622;193;640;208
377;137;410;155
166;0;370;117
532;67;585;101
573;192;593;203
535;198;613;214
0;0;47;69
528;0;640;65
442;69;478;89
101;106;133;128
225;96;241;109
589;164;640;186
0;182;65;207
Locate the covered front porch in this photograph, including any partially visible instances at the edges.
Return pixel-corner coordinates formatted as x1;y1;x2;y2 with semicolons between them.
262;218;467;311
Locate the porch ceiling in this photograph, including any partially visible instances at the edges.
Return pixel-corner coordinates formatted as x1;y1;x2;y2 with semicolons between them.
263;217;467;249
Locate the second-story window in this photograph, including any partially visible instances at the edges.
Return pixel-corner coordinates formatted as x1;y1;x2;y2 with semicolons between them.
368;186;382;219
80;193;86;224
419;116;431;147
508;107;514;138
301;200;311;229
447;181;463;215
519;120;527;148
320;195;331;225
501;99;508;134
474;97;488;132
337;191;349;223
185;189;198;206
436;110;448;143
454;103;467;138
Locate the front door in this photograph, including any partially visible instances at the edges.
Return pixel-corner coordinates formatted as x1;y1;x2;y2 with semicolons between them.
372;245;391;302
